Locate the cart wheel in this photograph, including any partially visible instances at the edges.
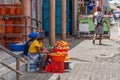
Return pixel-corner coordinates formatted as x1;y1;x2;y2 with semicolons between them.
108;33;110;39
107;32;110;39
108;26;111;39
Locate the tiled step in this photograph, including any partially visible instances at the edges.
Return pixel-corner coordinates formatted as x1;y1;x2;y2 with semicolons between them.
0;50;23;68
0;50;60;80
20;72;53;80
0;50;27;80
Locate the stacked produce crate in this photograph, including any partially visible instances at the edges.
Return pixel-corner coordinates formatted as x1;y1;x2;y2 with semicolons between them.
0;3;24;49
45;40;70;73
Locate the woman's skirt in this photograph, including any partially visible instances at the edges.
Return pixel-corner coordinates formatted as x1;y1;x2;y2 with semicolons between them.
94;26;104;35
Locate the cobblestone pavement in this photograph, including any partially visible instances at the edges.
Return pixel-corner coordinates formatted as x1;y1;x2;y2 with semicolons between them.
60;26;120;80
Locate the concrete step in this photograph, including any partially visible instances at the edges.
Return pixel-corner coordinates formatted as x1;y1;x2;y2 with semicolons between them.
0;50;60;80
0;62;27;80
0;50;27;80
20;72;53;80
0;51;23;68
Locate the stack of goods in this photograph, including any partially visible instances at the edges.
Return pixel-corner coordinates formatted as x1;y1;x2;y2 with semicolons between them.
0;3;23;49
0;18;5;34
49;51;66;62
45;40;70;73
53;40;69;52
51;40;70;62
53;40;70;61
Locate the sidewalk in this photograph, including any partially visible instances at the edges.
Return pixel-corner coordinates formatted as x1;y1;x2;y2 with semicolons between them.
59;26;120;80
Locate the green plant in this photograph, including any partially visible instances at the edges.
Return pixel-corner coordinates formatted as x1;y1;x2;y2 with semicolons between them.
45;45;53;52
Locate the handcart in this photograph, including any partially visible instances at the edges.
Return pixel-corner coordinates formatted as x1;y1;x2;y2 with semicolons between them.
78;15;111;39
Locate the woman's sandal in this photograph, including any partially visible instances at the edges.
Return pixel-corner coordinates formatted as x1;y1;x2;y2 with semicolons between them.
99;43;103;45
92;39;95;44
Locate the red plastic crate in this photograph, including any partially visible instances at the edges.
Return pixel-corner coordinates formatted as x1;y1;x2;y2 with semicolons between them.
51;62;64;73
45;63;52;72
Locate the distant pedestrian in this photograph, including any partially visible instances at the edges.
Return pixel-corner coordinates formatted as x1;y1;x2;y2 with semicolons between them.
93;6;108;45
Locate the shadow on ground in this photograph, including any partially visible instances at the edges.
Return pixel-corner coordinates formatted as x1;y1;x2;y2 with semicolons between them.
43;36;86;49
94;43;112;46
70;57;93;62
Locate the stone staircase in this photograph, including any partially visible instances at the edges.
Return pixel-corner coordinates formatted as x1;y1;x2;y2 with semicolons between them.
20;72;52;80
0;50;58;80
0;50;27;80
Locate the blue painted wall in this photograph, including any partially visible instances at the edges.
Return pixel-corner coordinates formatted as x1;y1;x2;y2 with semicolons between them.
42;0;49;36
42;0;71;36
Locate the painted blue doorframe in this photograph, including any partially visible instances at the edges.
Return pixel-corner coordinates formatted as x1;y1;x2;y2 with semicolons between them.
42;0;71;36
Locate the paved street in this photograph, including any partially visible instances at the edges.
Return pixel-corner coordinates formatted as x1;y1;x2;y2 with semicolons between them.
61;62;120;80
60;26;120;80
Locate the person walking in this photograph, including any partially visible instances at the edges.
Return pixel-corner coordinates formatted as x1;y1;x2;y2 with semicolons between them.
92;6;108;45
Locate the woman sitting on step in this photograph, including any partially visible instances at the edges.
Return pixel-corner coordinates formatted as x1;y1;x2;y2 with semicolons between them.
28;31;49;73
22;32;36;59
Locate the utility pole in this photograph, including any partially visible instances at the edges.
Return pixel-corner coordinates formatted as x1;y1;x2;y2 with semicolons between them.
49;0;55;46
37;0;42;29
61;0;66;40
72;0;78;37
23;0;31;38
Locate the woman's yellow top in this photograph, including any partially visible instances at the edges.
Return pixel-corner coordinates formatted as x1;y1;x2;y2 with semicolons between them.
28;40;43;53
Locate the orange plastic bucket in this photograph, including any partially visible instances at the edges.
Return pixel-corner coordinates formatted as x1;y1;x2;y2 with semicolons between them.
14;19;22;24
16;7;22;15
0;36;5;49
13;18;23;33
0;19;5;34
5;20;13;33
49;55;66;62
9;7;15;15
15;37;22;42
14;26;23;33
0;7;6;15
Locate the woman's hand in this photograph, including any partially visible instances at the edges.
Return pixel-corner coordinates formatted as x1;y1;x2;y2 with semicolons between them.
42;48;49;53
